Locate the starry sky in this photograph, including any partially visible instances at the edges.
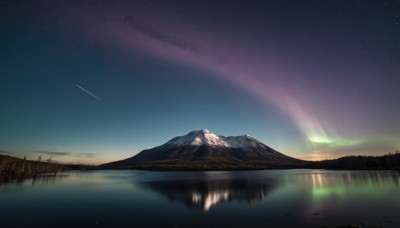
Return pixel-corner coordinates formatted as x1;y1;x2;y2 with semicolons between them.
1;0;400;164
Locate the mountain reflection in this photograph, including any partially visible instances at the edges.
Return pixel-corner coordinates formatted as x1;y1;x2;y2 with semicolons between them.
141;178;276;211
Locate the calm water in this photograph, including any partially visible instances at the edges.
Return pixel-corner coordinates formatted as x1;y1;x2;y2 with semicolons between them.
1;170;400;228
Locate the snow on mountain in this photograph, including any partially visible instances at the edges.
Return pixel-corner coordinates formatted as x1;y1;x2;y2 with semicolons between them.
167;129;262;148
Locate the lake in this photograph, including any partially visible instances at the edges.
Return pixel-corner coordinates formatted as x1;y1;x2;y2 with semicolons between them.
1;170;399;228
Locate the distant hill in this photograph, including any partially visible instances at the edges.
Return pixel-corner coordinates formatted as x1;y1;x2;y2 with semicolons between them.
101;129;308;170
310;152;400;170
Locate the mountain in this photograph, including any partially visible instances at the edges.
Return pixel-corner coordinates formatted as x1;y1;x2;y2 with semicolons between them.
101;129;307;170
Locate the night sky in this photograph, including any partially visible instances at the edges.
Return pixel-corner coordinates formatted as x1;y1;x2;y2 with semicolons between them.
1;0;400;164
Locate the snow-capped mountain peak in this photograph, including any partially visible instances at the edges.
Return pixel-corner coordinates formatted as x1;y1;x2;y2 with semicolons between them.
171;129;229;147
168;129;261;148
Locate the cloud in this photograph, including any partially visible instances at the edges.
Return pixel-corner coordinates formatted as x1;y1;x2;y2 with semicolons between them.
78;153;97;157
0;150;14;155
34;150;98;158
34;151;71;156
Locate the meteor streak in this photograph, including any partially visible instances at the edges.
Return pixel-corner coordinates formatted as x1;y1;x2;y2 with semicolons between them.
75;85;101;100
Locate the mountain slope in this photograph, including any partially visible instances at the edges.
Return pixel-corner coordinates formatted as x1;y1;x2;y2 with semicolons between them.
102;129;307;170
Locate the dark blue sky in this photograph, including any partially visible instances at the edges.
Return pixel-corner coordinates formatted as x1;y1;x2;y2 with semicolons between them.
1;0;400;164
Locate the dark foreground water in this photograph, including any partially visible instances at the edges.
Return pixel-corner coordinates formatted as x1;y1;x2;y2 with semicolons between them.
1;170;400;228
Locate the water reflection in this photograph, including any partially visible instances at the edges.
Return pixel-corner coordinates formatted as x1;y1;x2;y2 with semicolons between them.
286;170;400;201
0;173;69;186
141;178;277;211
31;173;69;186
0;170;400;228
140;170;400;213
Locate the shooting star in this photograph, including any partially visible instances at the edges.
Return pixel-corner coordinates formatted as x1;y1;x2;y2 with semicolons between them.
75;85;101;100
